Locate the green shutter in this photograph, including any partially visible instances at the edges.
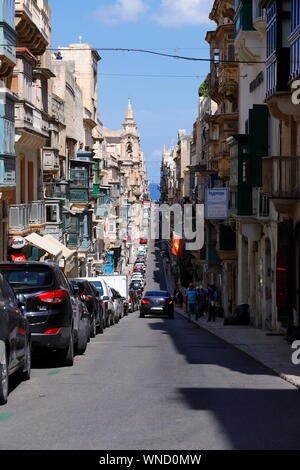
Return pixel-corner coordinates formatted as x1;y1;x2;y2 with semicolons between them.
249;104;269;187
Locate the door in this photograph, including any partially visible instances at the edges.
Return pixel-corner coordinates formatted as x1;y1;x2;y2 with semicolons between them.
3;279;26;362
28;161;34;202
0;277;19;370
20;155;26;203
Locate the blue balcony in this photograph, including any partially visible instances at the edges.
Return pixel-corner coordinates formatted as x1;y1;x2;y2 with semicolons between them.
0;89;16;186
0;0;16;77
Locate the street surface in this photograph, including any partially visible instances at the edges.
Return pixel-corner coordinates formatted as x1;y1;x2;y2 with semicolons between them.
1;241;300;450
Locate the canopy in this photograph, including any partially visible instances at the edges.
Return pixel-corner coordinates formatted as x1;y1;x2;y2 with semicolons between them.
25;233;62;258
43;234;75;261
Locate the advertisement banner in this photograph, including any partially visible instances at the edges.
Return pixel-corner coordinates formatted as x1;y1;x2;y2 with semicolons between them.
205;188;229;219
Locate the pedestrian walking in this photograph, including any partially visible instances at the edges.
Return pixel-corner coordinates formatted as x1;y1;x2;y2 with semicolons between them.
196;285;206;318
173;284;183;308
208;284;217;322
184;283;198;322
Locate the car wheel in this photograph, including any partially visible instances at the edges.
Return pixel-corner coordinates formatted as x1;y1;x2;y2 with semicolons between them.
76;325;88;355
110;313;115;326
0;353;8;406
90;315;97;338
139;312;145;318
58;331;74;367
21;340;31;381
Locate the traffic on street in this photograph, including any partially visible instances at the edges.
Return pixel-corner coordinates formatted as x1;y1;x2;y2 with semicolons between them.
1;240;300;450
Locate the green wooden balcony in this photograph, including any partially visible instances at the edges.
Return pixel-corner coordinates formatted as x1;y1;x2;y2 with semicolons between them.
69;189;89;203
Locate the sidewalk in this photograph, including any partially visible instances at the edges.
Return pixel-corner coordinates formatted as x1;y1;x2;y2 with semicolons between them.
162;257;300;389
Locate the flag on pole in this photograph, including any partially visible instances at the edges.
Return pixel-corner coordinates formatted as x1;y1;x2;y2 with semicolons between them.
171;233;183;256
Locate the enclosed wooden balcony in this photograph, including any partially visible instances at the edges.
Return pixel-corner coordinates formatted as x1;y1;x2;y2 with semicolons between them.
262;156;300;213
15;0;50;55
9;200;45;235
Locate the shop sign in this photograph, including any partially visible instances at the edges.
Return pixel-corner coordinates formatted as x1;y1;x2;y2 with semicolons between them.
11;254;27;261
205;188;229;219
9;237;27;249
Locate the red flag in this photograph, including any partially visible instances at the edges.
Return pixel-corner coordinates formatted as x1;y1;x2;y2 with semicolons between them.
172;234;183;256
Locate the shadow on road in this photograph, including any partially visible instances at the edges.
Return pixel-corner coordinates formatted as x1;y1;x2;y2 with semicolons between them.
144;239;300;450
176;387;300;449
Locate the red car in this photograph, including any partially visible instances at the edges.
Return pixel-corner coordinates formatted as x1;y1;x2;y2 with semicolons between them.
133;267;144;275
139;238;148;244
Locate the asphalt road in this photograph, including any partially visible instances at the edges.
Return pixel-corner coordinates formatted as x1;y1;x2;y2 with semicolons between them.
1;241;300;450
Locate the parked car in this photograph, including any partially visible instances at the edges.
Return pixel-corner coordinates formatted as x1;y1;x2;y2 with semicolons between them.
133;267;145;276
130;279;144;289
139;290;174;319
139;238;148;245
131;277;145;288
0;272;31;405
111;288;124;321
0;262;87;366
134;262;146;271
99;275;129;316
69;279;104;337
79;278;116;327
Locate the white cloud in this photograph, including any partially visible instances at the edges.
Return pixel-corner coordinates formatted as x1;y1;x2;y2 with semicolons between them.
95;0;148;25
154;0;213;27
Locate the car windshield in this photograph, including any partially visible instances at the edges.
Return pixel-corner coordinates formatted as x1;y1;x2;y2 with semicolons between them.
0;266;53;287
89;281;104;296
145;291;169;297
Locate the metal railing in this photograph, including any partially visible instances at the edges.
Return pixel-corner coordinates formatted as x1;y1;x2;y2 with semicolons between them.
9;204;30;231
9;200;46;231
262;156;300;198
29;200;45;225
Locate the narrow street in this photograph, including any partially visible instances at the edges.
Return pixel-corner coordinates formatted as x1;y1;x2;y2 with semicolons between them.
0;241;300;450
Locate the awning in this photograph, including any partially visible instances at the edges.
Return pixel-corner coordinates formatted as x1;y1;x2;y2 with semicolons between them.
43;234;75;261
25;233;62;258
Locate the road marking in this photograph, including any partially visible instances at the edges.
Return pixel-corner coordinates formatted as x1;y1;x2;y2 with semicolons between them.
0;412;13;422
47;369;61;376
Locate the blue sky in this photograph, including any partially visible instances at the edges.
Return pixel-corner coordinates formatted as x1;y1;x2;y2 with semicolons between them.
51;0;214;186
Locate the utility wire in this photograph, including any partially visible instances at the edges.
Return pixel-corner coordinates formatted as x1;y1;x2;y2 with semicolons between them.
7;45;266;64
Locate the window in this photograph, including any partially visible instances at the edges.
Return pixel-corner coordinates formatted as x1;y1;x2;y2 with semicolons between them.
291;36;300;76
89;281;104;296
46;204;59;223
0;267;53;287
70;168;88;187
292;0;300;31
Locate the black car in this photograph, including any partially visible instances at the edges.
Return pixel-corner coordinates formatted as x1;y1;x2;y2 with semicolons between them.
130;280;144;292
0;272;31;405
0;262;87;367
70;279;104;337
140;290;174;318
